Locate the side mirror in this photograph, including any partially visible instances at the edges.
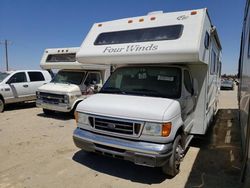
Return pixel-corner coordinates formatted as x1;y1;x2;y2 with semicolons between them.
93;84;103;93
6;79;12;85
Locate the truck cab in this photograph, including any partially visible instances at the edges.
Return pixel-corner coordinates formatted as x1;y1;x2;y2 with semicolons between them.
73;9;222;177
36;47;110;114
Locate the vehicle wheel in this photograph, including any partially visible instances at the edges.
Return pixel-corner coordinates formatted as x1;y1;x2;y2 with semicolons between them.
162;135;184;177
43;109;54;115
0;98;4;113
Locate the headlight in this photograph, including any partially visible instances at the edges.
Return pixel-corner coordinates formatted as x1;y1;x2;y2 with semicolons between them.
36;91;40;99
142;122;172;137
75;112;89;125
64;95;69;103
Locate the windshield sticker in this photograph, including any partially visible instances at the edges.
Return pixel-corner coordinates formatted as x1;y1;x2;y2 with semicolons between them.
103;44;158;54
157;75;174;81
138;73;147;79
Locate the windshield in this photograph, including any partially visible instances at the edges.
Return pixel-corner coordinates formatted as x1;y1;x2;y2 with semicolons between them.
100;67;182;98
51;71;85;85
0;72;10;82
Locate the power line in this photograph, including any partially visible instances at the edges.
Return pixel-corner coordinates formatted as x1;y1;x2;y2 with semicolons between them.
0;40;12;71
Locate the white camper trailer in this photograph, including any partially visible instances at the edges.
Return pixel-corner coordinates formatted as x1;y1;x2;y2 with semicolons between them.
36;47;110;114
73;9;222;176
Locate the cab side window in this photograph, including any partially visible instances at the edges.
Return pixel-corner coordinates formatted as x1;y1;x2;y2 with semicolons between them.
28;71;45;82
184;70;193;94
84;72;101;86
8;72;27;83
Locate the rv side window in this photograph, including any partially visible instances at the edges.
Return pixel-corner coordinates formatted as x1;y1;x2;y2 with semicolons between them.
204;32;210;49
46;53;76;62
210;50;217;74
28;72;45;82
184;70;193;94
84;72;101;86
94;25;184;45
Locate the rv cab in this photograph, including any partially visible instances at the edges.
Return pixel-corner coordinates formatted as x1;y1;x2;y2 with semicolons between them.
36;47;110;114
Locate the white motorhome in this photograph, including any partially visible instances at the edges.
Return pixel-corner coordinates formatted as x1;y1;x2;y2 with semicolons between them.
73;9;222;177
36;47;110;114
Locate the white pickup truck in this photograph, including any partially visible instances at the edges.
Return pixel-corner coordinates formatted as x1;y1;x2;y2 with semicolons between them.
0;70;51;112
73;9;222;177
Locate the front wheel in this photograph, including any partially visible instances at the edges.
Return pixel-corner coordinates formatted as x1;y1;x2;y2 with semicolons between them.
162;135;184;177
0;98;4;113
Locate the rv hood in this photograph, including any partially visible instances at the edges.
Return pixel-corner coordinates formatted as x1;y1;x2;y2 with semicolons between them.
76;93;181;122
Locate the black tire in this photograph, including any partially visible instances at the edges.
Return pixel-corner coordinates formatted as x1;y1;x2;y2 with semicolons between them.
0;98;4;113
162;135;183;177
43;108;54;115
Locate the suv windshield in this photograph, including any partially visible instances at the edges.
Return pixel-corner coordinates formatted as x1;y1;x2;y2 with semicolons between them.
51;71;85;85
100;67;181;98
0;72;10;82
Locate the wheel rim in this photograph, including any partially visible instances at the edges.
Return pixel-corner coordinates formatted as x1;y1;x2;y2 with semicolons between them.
175;142;183;170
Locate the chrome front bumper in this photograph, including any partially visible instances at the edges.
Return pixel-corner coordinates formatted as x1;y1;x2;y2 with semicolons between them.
36;100;72;112
73;128;173;167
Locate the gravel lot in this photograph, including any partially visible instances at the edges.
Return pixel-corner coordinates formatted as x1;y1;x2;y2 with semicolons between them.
0;88;242;188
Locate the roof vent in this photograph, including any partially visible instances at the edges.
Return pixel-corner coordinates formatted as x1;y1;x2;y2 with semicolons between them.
147;11;164;15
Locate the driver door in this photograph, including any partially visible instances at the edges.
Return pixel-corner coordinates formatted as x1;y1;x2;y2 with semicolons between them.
4;72;30;103
181;70;196;122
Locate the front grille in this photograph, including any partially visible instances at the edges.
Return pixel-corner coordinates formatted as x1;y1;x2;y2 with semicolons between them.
89;116;142;136
39;92;65;104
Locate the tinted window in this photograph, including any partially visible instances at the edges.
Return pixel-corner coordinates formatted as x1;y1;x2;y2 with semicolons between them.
84;72;101;86
46;53;76;62
94;25;184;45
9;72;27;83
184;70;193;94
101;67;182;99
28;72;45;82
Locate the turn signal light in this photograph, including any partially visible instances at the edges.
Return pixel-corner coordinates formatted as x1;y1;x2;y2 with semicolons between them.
162;122;172;137
150;17;156;21
74;111;78;123
128;20;133;23
139;18;144;22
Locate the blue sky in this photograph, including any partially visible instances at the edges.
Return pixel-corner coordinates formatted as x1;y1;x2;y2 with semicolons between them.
0;0;245;74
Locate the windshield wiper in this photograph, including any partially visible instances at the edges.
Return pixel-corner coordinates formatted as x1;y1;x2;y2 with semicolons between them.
100;87;126;94
129;88;165;98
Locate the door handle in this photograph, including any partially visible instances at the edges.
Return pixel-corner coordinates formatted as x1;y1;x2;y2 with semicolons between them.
23;84;28;88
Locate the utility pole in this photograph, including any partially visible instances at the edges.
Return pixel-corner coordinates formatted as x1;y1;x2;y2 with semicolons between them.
0;40;12;71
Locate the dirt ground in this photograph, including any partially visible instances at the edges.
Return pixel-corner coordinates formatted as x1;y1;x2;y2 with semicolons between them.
0;87;243;188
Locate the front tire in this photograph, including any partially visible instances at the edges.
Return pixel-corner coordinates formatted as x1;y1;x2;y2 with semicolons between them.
162;135;184;177
0;98;4;113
